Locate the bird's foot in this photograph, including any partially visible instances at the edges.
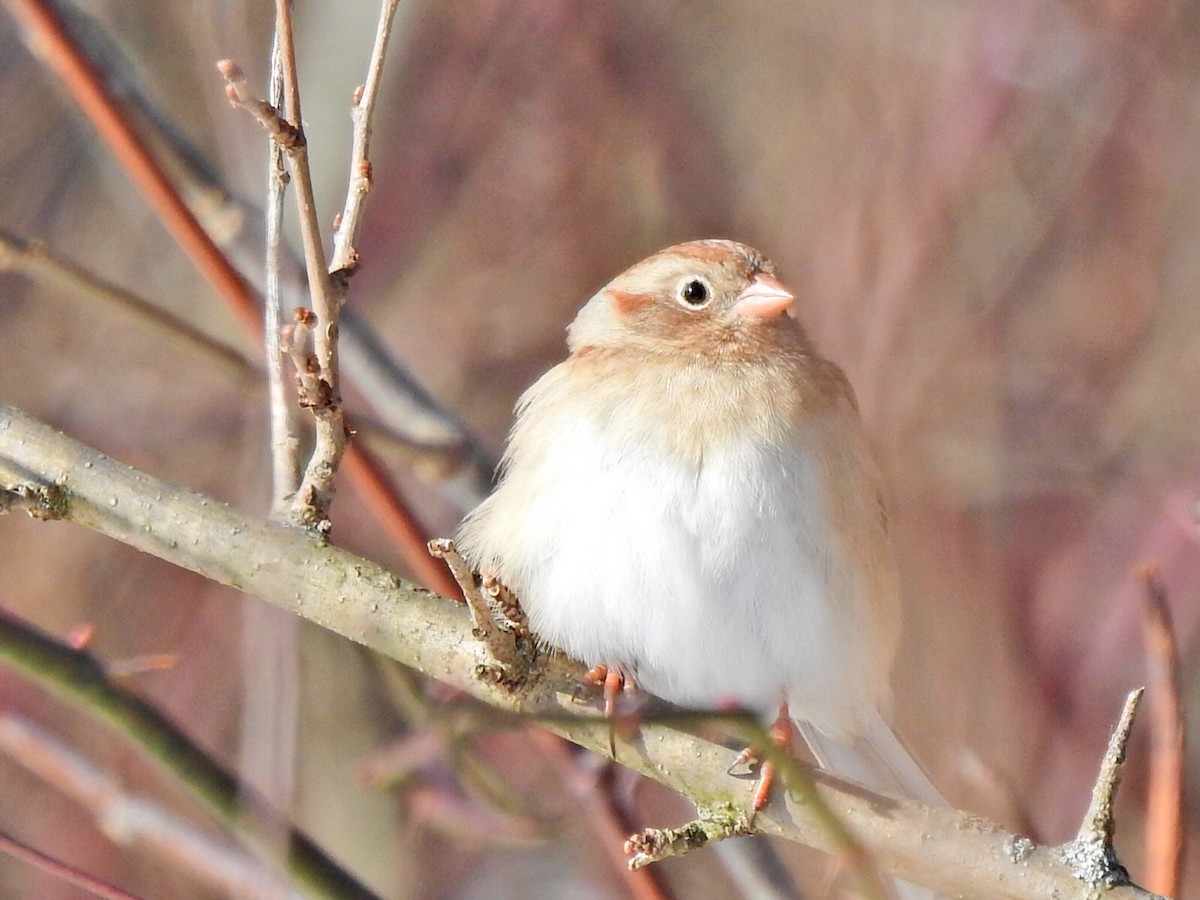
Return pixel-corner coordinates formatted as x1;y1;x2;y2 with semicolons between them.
728;704;794;812
584;663;637;717
584;663;639;757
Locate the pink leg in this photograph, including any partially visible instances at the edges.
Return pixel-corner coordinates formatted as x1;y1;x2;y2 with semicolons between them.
735;704;794;811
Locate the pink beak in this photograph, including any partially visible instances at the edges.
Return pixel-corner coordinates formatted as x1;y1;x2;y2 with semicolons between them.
732;274;795;319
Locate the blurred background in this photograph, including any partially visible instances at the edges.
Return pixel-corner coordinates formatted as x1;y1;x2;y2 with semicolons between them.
0;0;1196;897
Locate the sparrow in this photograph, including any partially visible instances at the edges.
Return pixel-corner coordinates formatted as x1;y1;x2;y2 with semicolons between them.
456;239;941;841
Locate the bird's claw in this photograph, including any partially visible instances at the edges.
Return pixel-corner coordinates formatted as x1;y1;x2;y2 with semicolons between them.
584;663;639;757
728;705;794;814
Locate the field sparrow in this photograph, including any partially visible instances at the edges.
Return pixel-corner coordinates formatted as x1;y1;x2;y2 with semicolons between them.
457;239;941;867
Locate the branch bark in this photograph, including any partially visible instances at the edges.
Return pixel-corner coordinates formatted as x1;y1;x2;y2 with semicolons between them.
0;402;1163;900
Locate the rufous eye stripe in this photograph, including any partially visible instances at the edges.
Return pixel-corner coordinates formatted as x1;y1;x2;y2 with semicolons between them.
609;289;655;316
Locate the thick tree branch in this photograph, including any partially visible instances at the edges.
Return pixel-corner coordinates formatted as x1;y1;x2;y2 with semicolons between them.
0;402;1162;900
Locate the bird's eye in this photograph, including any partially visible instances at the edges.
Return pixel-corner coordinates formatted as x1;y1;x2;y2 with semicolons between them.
677;277;711;309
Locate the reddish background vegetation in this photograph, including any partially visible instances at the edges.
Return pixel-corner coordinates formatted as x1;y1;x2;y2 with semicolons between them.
0;1;1196;897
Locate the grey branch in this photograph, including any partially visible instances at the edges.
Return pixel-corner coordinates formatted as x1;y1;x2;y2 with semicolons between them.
0;401;1162;900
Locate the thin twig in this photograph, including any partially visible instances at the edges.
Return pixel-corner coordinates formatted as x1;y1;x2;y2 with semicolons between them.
262;34;302;511
286;307;326;409
625;805;753;870
269;0;348;533
244;30;303;860
0;604;377;899
0;228;252;384
218;46;344;534
10;0;494;502
0;715;301;899
1138;567;1184;898
478;574;526;633
329;0;402;282
216;59;302;150
0;825;144;900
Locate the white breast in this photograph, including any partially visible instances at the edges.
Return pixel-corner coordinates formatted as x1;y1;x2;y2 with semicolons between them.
470;407;888;738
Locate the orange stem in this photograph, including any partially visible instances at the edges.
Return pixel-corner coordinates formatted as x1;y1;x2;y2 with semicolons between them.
1138;565;1184;899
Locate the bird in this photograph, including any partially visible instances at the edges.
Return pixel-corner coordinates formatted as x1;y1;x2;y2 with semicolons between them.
456;239;941;887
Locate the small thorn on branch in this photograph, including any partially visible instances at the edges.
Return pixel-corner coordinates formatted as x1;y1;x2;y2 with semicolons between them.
625;804;752;870
216;59;304;150
1059;688;1143;889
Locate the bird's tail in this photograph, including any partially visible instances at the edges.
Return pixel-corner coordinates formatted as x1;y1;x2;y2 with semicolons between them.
796;710;944;807
796;711;943;899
